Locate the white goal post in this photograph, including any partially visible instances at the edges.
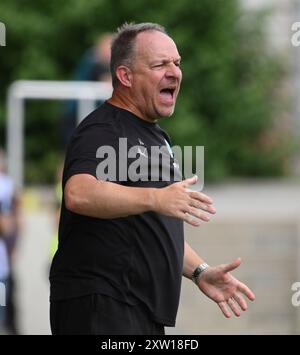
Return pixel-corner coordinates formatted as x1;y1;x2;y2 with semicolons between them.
6;80;112;189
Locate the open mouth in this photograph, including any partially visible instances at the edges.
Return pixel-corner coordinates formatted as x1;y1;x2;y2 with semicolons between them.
159;87;176;103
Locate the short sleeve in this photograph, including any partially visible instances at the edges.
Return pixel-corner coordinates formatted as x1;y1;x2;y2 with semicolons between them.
63;122;119;186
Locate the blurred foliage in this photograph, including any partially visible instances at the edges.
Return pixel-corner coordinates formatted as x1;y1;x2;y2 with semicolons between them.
0;0;291;183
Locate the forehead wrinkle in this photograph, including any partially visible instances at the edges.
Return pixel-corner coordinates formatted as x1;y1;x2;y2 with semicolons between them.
135;31;180;62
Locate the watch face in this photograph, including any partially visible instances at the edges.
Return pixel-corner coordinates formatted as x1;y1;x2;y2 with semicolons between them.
194;267;200;275
192;267;201;279
192;263;209;283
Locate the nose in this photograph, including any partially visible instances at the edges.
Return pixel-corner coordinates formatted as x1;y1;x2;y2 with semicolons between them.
165;63;182;80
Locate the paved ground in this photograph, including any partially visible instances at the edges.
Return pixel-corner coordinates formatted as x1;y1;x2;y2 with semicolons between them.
10;179;300;334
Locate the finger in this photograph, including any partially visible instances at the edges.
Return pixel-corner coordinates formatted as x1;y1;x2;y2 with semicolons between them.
187;207;210;222
189;199;216;214
189;191;213;205
179;211;201;227
227;298;241;317
232;293;248;311
182;175;198;188
238;282;255;301
218;301;231;318
222;258;242;273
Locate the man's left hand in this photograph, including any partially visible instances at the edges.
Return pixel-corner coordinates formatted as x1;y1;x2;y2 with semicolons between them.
197;258;255;318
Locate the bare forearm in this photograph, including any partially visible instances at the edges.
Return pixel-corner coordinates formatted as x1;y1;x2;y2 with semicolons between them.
183;241;205;280
65;174;156;219
65;174;215;224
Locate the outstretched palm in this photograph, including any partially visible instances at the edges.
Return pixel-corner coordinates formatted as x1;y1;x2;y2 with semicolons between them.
197;258;255;318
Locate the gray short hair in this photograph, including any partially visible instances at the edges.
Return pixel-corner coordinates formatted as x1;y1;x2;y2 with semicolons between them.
110;22;168;88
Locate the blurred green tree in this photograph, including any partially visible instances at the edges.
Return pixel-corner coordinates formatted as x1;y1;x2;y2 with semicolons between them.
0;0;290;183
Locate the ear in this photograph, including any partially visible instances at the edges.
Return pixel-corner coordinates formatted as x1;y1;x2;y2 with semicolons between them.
115;65;132;88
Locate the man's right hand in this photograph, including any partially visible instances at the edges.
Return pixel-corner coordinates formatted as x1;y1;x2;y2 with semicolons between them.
65;174;215;222
152;175;216;226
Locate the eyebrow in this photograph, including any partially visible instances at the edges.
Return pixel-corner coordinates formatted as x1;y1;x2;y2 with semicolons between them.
150;57;181;65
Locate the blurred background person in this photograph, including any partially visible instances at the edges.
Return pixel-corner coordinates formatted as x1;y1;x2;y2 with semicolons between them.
0;201;10;334
0;149;20;335
61;33;113;148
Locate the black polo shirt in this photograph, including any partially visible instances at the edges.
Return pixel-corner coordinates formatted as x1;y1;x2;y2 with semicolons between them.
49;102;184;326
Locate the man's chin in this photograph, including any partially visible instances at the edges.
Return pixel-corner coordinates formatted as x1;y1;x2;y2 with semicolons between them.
158;107;175;118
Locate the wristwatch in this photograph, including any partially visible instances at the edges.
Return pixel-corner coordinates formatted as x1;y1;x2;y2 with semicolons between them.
191;263;210;284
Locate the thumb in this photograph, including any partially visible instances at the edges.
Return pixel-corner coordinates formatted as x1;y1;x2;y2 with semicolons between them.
183;175;198;188
222;257;241;273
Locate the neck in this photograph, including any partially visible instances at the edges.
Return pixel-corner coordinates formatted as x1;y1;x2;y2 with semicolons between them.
107;89;157;123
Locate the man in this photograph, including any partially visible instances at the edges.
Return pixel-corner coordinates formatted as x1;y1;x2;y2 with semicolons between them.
50;22;255;335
